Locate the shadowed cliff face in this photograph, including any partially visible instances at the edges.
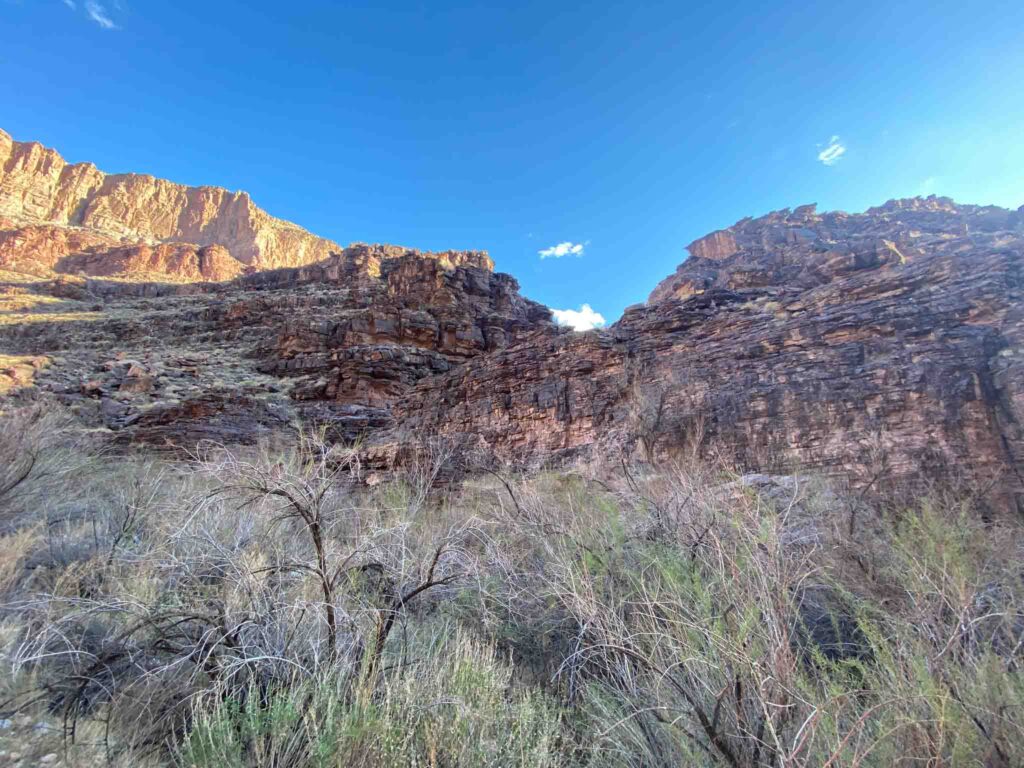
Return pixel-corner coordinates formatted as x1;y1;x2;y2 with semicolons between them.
381;198;1024;511
648;197;1023;303
0;244;551;448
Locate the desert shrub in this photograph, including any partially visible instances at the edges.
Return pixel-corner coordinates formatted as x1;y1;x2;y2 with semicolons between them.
179;627;566;768
0;403;89;529
459;466;1024;767
4;429;483;761
2;418;1022;767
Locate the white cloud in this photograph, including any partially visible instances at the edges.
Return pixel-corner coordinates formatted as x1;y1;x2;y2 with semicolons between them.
539;241;585;259
917;176;938;195
551;304;606;332
817;135;846;166
63;0;77;9
86;1;118;29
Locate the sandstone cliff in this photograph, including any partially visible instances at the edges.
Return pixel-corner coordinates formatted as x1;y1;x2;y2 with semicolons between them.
0;128;341;270
0;220;246;282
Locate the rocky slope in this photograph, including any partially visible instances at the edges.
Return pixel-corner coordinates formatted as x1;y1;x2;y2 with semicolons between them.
381;197;1024;512
0;242;549;448
0;128;340;274
1;131;1021;512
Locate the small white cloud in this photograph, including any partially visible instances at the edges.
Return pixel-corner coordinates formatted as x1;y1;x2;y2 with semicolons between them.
86;1;118;29
918;176;938;195
63;0;77;9
551;304;606;332
817;135;846;166
539;241;585;259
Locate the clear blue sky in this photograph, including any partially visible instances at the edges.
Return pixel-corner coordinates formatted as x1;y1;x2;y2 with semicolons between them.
3;1;1023;324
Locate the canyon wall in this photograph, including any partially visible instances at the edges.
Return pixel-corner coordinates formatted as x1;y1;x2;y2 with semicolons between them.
383;198;1024;511
2;127;1022;511
0;128;340;270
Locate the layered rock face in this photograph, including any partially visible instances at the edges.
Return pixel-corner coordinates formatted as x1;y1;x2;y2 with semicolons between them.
0;242;550;448
2;129;1021;512
384;198;1024;511
649;197;1022;303
0;220;245;282
1;128;340;273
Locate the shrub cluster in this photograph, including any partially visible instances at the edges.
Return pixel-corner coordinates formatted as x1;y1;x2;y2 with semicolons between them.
1;407;1022;766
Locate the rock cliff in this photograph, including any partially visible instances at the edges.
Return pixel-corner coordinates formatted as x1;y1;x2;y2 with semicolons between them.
1;129;1021;512
1;128;340;271
383;197;1024;512
0;242;550;449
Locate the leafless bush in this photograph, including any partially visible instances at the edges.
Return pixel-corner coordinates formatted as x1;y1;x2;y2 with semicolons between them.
3;429;479;761
460;462;1024;767
0;404;90;530
624;363;711;467
2;415;1021;767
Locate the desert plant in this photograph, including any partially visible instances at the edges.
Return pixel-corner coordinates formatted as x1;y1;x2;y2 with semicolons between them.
3;416;1022;767
179;627;567;768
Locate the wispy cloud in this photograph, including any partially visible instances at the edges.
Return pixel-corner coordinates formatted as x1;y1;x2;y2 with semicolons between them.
551;304;606;332
85;1;118;29
817;135;846;166
62;0;77;9
917;176;938;195
539;241;585;259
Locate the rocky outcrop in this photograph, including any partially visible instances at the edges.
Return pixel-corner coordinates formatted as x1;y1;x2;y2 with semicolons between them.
2;140;1022;514
0;221;245;282
0;130;506;283
0;243;551;449
384;197;1024;512
57;242;245;282
649;197;1023;303
0;220;119;276
1;128;340;270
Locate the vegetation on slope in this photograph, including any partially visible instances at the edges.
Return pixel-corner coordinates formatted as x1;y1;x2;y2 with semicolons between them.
1;405;1022;767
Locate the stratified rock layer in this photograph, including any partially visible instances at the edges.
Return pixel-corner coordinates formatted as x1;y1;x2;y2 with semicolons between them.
386;198;1024;511
1;129;1021;513
0;219;246;282
0;243;549;449
1;128;340;270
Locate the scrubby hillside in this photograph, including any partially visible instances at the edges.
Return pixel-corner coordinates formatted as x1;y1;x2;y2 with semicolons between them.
2;128;1023;766
1;407;1022;767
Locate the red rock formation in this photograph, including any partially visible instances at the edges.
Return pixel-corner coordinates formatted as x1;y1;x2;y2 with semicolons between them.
1;128;340;269
0;130;502;283
384;198;1024;512
57;243;245;282
0;221;119;276
0;243;551;449
2;142;1022;514
0;221;245;282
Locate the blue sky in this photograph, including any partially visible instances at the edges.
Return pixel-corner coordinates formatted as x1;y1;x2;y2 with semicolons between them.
3;1;1023;326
